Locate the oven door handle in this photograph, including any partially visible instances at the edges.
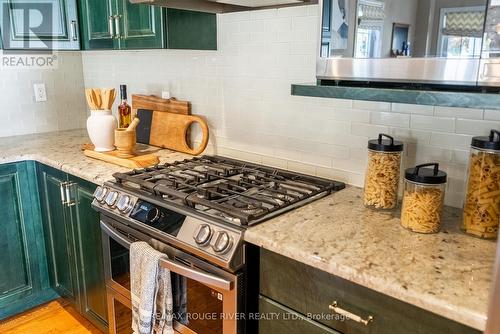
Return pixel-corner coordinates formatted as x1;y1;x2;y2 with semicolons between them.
100;220;234;292
100;220;134;249
159;257;234;292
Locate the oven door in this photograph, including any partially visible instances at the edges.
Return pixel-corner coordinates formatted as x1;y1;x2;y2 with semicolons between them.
100;217;242;334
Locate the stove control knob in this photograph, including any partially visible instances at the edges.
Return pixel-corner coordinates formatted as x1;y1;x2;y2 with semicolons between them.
116;195;133;214
212;231;233;254
146;207;162;224
193;224;212;246
105;191;118;207
94;186;109;203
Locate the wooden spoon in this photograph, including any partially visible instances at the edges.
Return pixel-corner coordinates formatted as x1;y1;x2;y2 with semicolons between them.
92;89;102;109
103;88;116;110
85;89;98;110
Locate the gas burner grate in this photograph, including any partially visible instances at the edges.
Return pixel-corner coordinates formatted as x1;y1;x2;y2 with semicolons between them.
112;156;345;225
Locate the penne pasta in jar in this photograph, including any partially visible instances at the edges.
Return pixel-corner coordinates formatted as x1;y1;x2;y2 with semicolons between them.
462;130;500;239
363;134;403;210
401;163;447;234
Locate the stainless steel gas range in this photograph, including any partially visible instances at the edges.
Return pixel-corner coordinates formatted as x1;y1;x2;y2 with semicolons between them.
92;155;345;334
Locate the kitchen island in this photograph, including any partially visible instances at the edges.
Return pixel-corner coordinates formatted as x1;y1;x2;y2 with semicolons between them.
0;129;495;332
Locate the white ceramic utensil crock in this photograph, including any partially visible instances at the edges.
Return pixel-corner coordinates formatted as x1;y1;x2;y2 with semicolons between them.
87;110;117;152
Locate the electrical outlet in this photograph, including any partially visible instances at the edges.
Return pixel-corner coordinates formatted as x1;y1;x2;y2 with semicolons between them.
33;83;47;102
161;91;171;99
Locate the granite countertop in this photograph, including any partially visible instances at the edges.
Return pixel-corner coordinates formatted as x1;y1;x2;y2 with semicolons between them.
245;186;497;331
0;129;192;184
0;129;495;331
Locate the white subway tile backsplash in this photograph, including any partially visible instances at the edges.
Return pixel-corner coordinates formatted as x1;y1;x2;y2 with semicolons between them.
351;123;389;138
406;144;453;163
455;118;500;135
452;150;470;164
389;128;431;145
391;103;434;115
435;106;483;120
429;132;473;150
352;100;391;111
370;111;410;128
484;109;500;121
261;155;288;169
287;160;317;175
0;52;86;138
410;115;455;132
332;158;367;174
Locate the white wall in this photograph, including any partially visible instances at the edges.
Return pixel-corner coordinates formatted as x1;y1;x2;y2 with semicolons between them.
36;4;492;209
0;51;87;137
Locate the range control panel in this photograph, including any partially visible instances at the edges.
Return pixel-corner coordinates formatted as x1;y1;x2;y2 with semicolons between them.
92;185;244;267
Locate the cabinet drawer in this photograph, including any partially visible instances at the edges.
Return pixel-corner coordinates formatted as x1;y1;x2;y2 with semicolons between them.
260;249;479;334
259;296;340;334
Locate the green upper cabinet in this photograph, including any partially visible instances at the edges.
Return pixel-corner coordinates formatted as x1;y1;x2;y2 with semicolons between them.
78;0;164;50
78;0;115;50
0;161;56;320
0;0;80;50
117;0;165;49
78;1;216;50
166;9;216;50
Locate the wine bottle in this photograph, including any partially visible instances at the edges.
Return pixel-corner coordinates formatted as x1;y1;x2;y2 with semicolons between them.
118;84;131;128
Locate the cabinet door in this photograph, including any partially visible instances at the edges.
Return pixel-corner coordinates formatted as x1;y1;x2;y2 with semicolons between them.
78;0;115;50
0;162;55;319
69;176;108;332
0;0;80;50
116;0;165;49
166;9;216;50
37;164;79;302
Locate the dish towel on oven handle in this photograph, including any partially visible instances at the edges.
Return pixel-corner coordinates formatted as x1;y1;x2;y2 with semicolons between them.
172;273;189;325
130;241;174;334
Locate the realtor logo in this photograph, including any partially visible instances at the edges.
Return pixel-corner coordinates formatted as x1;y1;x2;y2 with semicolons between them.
1;2;58;69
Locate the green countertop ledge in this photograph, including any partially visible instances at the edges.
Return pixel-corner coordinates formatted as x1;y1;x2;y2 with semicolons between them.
291;83;500;110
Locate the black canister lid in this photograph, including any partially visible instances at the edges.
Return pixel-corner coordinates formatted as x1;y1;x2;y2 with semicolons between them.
405;163;447;184
471;129;500;151
368;134;404;152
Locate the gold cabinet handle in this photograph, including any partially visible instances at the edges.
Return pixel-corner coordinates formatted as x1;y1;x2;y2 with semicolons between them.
329;301;374;326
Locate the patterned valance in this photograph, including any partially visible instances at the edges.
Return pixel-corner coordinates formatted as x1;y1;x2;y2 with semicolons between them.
442;10;485;38
358;2;385;22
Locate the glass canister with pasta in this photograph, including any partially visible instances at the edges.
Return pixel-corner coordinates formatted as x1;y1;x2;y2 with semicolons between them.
462;129;500;239
401;163;447;234
363;134;404;210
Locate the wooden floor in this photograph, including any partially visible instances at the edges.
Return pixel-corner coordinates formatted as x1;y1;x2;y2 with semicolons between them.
0;299;103;334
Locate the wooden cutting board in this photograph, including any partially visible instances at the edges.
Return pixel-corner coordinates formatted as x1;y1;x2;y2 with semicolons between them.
136;110;209;156
82;143;160;169
131;94;190;117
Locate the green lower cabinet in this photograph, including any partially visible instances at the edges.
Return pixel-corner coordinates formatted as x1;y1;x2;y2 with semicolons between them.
38;164;107;332
260;249;480;334
69;175;108;332
0;161;57;319
38;165;79;301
